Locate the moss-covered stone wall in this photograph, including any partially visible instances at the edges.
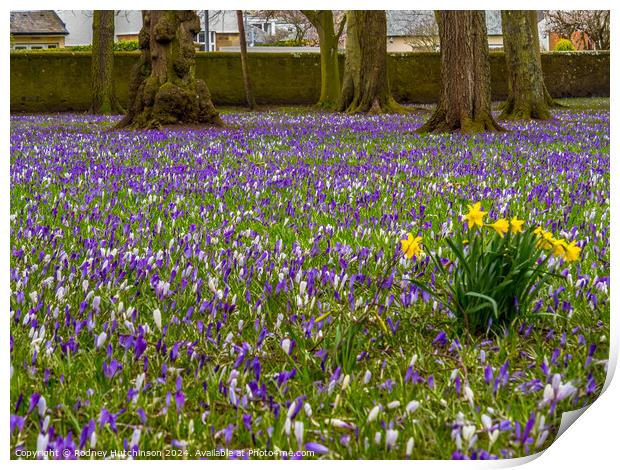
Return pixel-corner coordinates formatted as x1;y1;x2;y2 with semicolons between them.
10;50;609;112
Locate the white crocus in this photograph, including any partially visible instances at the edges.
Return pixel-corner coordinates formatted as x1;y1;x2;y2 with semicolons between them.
405;400;420;415
153;308;162;331
281;338;292;355
405;437;414;458
294;421;304;448
96;331;107;349
367;405;381;423
385;429;399;450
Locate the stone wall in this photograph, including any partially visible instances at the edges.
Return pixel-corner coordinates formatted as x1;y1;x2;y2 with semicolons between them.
10;51;610;112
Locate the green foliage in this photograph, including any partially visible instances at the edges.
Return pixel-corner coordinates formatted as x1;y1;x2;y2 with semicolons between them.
256;39;312;47
555;39;576;51
67;40;139;52
417;227;556;334
113;40;139;51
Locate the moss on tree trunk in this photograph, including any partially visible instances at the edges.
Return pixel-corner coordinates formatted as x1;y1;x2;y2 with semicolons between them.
338;11;403;114
418;11;503;133
117;10;222;129
528;11;561;108
500;11;551;120
302;10;343;110
236;10;256;110
91;10;123;114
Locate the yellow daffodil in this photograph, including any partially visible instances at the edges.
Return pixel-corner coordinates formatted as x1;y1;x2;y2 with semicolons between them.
488;218;510;237
552;239;567;257
534;227;555;250
563;241;581;262
463;202;487;229
509;216;525;234
401;233;423;259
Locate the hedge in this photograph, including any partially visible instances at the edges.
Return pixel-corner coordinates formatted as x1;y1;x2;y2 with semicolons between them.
10;50;610;112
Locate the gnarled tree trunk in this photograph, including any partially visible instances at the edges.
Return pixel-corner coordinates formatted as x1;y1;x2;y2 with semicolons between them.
91;10;123;114
338;10;403;114
117;10;222;129
500;11;551;119
302;10;344;110
236;10;256;109
418;11;503;133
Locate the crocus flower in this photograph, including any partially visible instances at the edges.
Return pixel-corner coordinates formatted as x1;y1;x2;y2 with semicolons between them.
385;429;399;450
304;442;328;455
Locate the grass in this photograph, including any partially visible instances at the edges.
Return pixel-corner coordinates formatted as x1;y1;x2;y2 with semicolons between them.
9;99;609;460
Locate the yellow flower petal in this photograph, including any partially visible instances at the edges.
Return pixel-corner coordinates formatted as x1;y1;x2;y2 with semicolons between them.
509;216;525;234
488;219;509;237
463;202;487;229
563;241;581;262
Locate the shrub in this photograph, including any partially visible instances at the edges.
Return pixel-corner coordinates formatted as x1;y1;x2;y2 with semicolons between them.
555;39;576;51
113;40;139;51
257;39;312;47
404;203;581;334
67;40;139;52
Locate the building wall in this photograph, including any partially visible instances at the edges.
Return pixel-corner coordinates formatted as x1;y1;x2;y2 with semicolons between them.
549;31;595;51
488;35;503;49
10;51;610;112
117;34;139;42
387;37;415;53
11;36;65;49
387;35;505;53
215;33;240;51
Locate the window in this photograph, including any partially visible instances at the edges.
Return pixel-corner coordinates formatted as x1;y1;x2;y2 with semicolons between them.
12;44;58;50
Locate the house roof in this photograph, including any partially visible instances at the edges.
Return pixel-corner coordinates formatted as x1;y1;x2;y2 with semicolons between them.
387;10;506;37
11;10;69;36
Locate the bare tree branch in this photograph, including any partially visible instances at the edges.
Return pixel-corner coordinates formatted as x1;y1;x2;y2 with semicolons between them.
544;10;610;50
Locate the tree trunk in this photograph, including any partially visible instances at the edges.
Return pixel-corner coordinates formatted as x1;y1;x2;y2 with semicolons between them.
302;10;342;110
528;11;560;108
117;10;222;129
338;10;403;114
91;10;123;114
418;11;503;133
500;11;551;119
236;11;256;109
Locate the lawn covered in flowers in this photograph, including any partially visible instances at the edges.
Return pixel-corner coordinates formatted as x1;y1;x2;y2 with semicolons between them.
10;101;610;460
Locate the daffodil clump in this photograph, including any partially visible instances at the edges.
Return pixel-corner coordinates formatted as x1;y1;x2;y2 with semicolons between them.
462;203;580;264
405;202;583;334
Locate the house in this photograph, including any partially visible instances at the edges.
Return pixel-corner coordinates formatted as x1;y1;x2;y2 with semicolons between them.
54;10;272;51
196;11;284;51
10;10;68;49
548;31;595;50
386;10;551;52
